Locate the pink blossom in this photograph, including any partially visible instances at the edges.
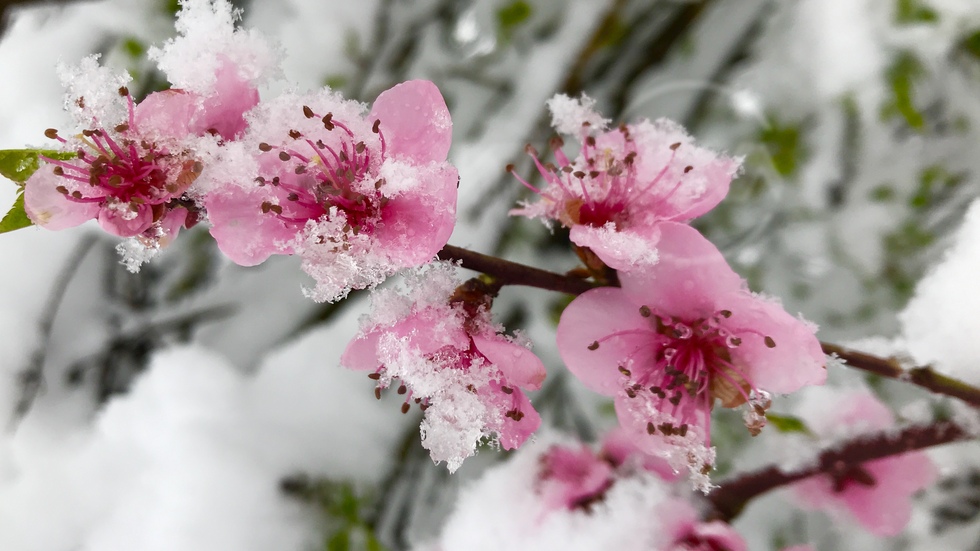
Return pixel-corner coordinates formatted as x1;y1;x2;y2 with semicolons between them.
556;222;825;490
657;499;746;551
205;80;458;302
24;63;259;249
790;389;937;536
340;264;544;471
601;427;680;482
536;443;614;511
510;94;740;271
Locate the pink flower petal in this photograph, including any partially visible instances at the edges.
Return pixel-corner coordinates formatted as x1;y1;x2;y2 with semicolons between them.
601;427;680;481
568;223;660;271
473;334;547;390
492;384;541;450
618;222;744;320
369;80;453;163
156;206;189;247
23;169;100;230
340;329;384;372
198;56;260;139
557;286;654;395
842;453;936;536
723;291;826;394
374;165;458;267
134;89;198;141
205;187;290;266
97;203;154;237
790;389;937;537
537;444;613;511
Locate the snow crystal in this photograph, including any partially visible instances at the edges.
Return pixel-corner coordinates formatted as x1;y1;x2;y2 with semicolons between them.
424;433;671;551
295;214;387;303
901;200;980;386
0;339;409;551
57;55;131;126
149;0;280;94
114;238;159;273
545;93;610;136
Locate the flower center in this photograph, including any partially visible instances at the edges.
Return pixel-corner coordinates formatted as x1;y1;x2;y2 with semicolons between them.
589;305;774;441
365;337;528;422
511;125;693;230
42;87;200;219
257;106;390;233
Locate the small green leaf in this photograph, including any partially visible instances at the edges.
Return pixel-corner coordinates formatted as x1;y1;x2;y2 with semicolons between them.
0;149;75;186
326;529;351;551
880;52;925;130
963;29;980;59
895;0;939;24
0;192;34;234
758;120;803;177
766;413;811;435
869;184;896;202
121;37;146;58
497;1;533;33
323;74;349;90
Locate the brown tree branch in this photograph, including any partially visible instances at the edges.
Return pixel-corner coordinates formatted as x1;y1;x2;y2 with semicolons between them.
823;342;980;408
708;420;972;522
438;244;596;296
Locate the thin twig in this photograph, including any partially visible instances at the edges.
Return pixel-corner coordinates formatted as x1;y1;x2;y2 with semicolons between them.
823;342;980;408
708;420;971;522
438;244;596;295
11;234;97;425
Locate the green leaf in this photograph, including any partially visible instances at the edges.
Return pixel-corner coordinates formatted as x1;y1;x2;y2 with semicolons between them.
497;1;533;33
895;0;939;24
758;120;803;177
0;149;75;186
766;413;811;435
121;37;146;58
326;529;350;551
0;192;34;234
880;52;925;130
963;29;980;59
323;74;349;90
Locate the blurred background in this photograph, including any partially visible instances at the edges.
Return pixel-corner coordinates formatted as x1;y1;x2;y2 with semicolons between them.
1;0;979;549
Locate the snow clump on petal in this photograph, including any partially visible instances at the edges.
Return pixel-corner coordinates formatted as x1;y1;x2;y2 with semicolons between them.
340;262;543;472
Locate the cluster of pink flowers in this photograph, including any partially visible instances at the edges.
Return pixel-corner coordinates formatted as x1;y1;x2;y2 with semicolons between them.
16;0;937;543
23;2;457;299
25;56;257;248
511;94;826;490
